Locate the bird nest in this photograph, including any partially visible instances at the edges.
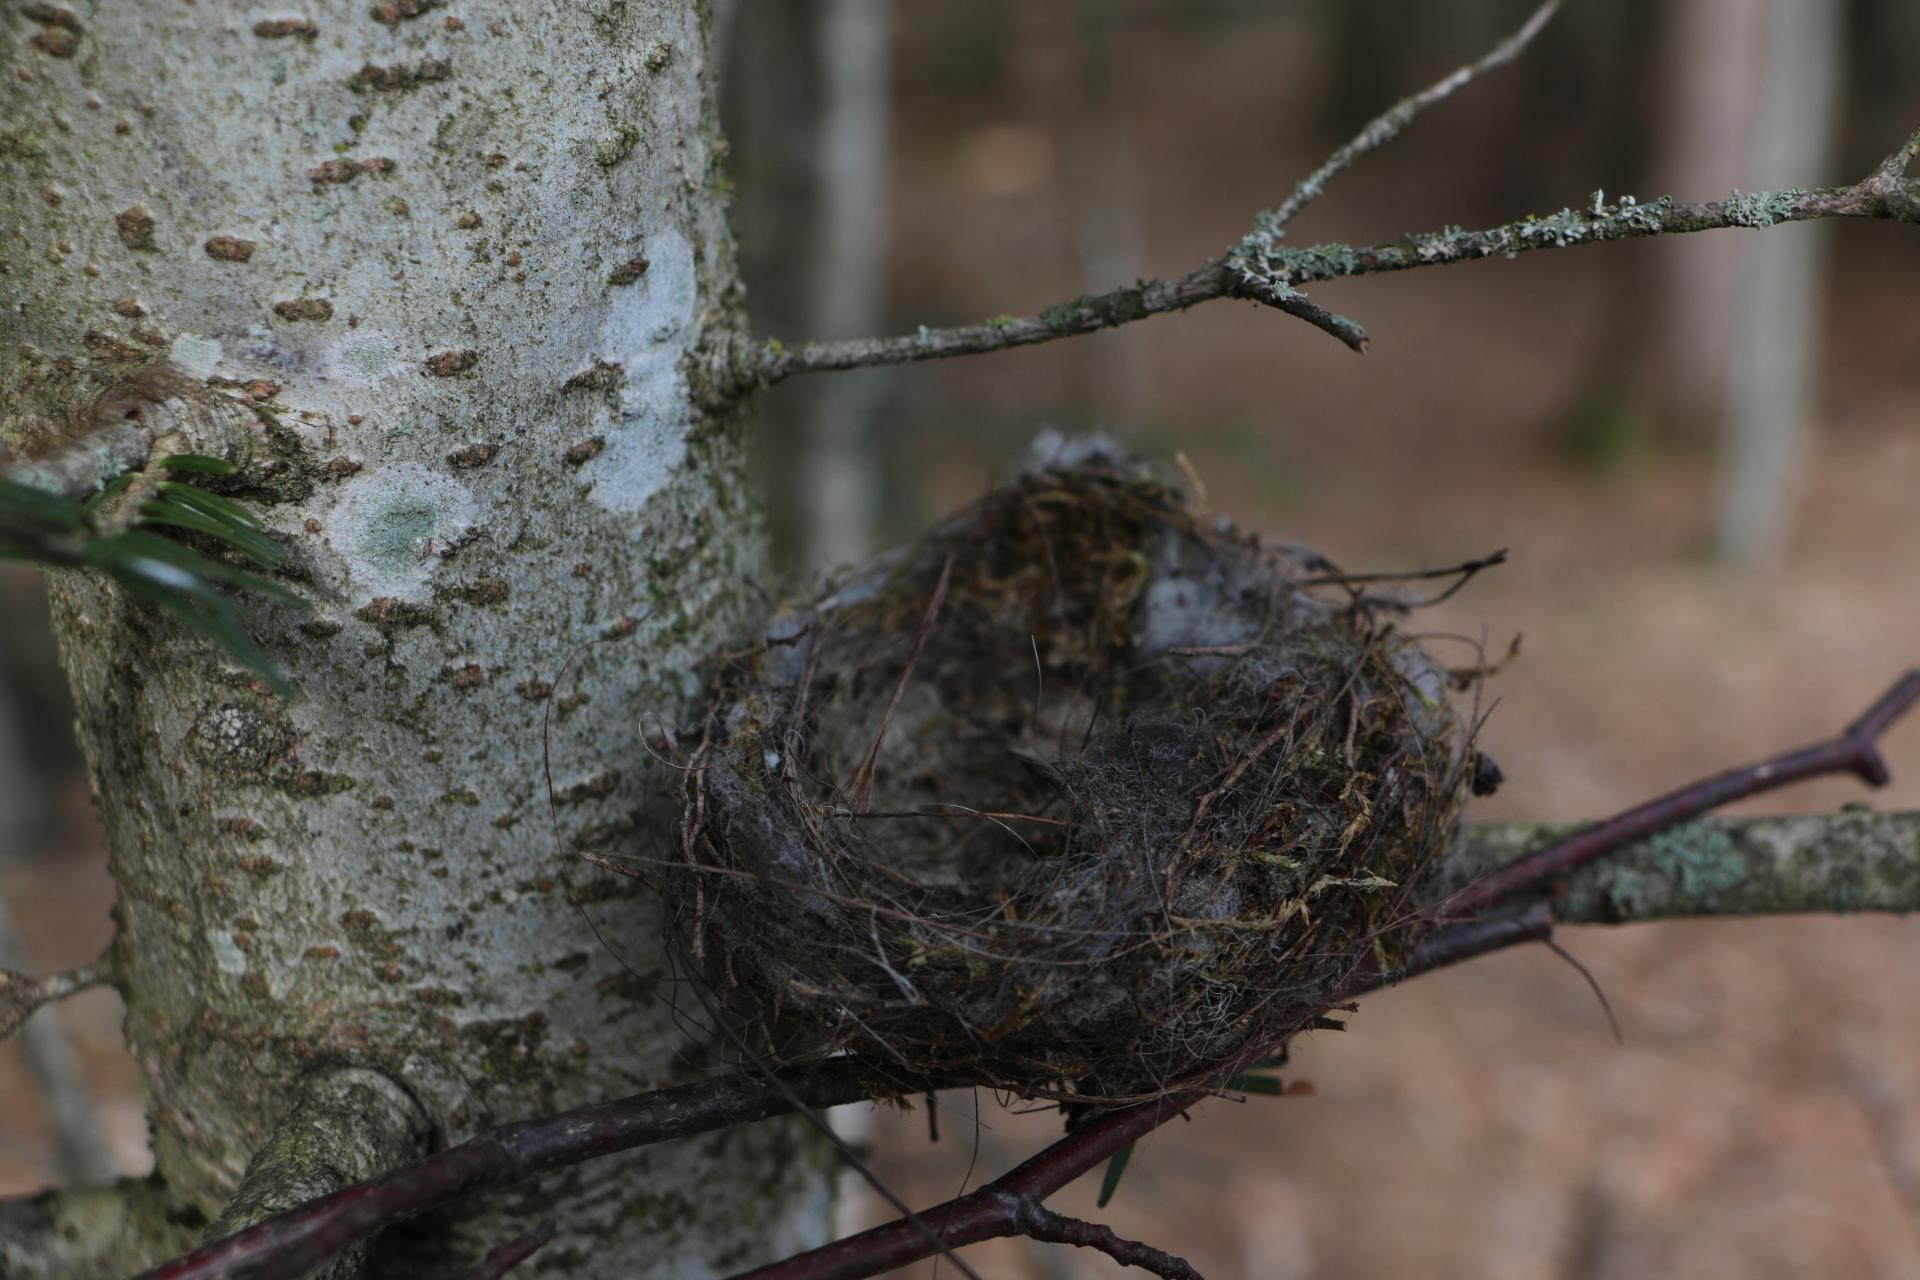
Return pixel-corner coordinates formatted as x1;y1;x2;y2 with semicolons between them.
671;446;1480;1105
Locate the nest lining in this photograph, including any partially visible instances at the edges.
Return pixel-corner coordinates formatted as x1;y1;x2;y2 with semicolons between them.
672;450;1477;1105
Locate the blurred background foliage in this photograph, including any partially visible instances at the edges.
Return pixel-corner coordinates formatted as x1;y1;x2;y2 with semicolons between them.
5;2;1920;1275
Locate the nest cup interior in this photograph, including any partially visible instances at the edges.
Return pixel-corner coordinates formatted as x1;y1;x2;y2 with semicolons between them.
675;453;1475;1105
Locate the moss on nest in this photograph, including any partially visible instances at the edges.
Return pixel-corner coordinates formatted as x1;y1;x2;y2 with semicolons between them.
672;446;1478;1105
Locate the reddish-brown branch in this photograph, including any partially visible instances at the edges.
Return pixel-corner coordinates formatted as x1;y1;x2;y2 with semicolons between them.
725;905;1555;1280
129;899;1547;1280
729;1091;1207;1280
1446;670;1920;917
1019;1207;1206;1280
129;1061;956;1280
458;1220;556;1280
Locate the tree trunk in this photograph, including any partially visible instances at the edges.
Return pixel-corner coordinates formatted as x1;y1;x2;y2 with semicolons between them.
1;3;826;1275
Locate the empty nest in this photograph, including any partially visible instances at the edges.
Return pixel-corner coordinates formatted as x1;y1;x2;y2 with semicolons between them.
671;445;1481;1105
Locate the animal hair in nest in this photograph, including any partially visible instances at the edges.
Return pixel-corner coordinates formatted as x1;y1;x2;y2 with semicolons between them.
672;444;1481;1106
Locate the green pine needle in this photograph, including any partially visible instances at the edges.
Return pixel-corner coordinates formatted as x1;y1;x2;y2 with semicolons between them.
155;454;240;475
0;470;301;695
1096;1139;1136;1209
1222;1074;1285;1095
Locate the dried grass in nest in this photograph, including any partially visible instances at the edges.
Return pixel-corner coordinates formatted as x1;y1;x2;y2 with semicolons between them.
671;447;1479;1105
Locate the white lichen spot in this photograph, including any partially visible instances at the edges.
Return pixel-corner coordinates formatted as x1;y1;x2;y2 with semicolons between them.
581;229;698;515
585;392;688;514
206;929;248;976
170;333;224;378
325;325;418;387
602;226;696;353
325;463;476;604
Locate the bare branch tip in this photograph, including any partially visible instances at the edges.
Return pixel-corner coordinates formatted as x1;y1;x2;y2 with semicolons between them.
1260;0;1563;231
1880;125;1920;180
1021;1206;1207;1280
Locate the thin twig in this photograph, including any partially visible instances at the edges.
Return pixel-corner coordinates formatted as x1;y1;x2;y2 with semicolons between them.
1018;1206;1204;1280
0;953;114;1041
726;1090;1207;1280
457;1221;557;1280
1874;124;1920;184
1296;548;1508;590
1261;0;1564;230
1446;670;1920;917
755;124;1920;387
847;554;953;811
754;3;1565;382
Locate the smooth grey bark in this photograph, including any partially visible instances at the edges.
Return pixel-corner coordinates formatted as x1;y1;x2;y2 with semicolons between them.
2;3;828;1276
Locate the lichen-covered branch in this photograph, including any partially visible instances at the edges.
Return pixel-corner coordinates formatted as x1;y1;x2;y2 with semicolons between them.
1224;174;1920;305
0;953;113;1041
753;3;1562;380
752;25;1920;385
195;1070;430;1280
1453;809;1920;924
1444;671;1920;915
0;366;260;503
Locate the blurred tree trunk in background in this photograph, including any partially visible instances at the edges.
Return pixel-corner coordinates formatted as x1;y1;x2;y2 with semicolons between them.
0;676;115;1190
1064;1;1150;423
727;0;893;577
1644;0;1767;429
1710;0;1845;564
797;0;892;574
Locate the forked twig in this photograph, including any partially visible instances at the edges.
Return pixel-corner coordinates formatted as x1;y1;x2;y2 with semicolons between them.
0;953;114;1042
752;6;1920;389
757;0;1568;380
